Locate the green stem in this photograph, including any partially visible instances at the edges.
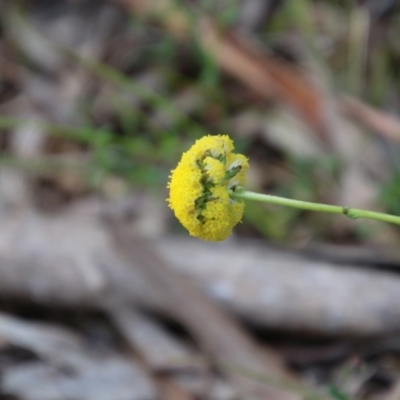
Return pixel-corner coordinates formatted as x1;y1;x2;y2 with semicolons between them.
230;189;400;227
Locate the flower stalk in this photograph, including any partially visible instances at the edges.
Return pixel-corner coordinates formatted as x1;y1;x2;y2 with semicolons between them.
230;189;400;226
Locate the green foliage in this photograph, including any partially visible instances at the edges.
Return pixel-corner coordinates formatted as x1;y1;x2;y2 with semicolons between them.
381;171;400;217
327;385;352;400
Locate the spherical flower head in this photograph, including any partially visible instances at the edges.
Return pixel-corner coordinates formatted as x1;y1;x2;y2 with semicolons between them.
167;135;249;241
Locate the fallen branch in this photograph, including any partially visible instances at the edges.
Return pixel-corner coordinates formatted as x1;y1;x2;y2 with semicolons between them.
110;221;302;400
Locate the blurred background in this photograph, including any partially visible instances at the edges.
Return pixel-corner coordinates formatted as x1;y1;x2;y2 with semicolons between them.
1;0;400;399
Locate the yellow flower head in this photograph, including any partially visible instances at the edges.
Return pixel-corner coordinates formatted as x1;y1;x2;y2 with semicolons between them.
167;135;249;241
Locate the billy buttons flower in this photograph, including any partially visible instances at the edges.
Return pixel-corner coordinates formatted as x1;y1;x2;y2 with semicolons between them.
167;135;248;241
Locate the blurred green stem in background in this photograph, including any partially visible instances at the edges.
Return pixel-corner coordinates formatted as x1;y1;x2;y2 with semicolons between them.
347;5;369;95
